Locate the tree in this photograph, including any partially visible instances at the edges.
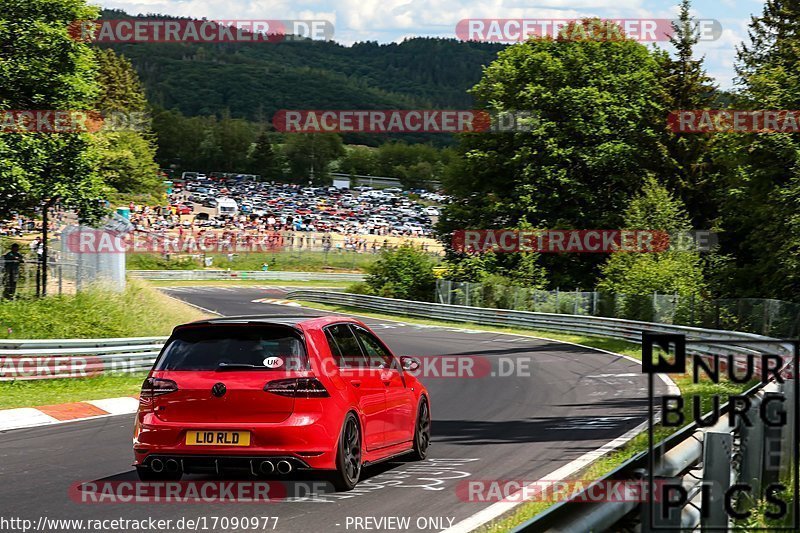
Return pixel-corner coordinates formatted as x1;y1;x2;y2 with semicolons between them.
248;130;283;179
93;48;148;112
442;249;547;288
365;244;437;301
597;177;706;297
368;141;453;189
0;0;107;295
216;115;258;171
708;0;800;297
438;19;669;287
150;108;203;171
338;146;378;176
661;0;719;226
92;48;161;195
93;131;161;193
282;134;345;183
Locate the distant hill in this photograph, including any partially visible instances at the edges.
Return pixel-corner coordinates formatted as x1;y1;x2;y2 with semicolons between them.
101;10;505;124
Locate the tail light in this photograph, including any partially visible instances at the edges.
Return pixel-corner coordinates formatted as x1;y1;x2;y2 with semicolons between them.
140;377;178;399
265;378;329;398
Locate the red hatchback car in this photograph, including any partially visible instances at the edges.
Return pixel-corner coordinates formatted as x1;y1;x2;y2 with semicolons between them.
133;315;431;490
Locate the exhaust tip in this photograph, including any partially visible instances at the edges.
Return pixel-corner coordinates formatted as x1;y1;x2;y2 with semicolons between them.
259;460;275;475
276;460;292;475
165;459;180;473
150;458;164;473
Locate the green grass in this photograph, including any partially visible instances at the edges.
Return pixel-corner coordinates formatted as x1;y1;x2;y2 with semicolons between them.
735;474;796;529
0;280;210;409
293;299;759;532
0;279;210;339
0;373;148;409
126;254;198;270
127;251;380;272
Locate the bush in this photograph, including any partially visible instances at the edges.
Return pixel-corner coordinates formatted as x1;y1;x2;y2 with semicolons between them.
346;282;375;295
597;177;707;300
365;244;436;301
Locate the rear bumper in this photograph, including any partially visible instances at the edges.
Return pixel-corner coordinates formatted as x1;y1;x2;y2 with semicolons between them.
140;454;311;475
133;411;340;470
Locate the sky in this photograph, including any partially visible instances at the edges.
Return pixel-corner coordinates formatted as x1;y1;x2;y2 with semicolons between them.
99;0;768;90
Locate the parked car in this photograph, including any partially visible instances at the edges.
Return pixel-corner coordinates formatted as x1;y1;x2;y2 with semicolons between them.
171;204;192;215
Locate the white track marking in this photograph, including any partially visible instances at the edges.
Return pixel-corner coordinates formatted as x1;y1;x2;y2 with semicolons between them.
441;421;649;533
86;397;139;415
0;408;59;431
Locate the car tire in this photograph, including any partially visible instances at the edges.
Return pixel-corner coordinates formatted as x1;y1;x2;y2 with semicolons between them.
409;398;431;461
136;465;182;482
331;412;362;491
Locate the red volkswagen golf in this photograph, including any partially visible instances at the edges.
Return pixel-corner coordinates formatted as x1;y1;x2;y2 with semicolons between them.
133;315;431;490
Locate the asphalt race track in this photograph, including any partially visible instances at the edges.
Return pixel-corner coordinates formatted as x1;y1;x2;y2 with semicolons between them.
0;286;666;533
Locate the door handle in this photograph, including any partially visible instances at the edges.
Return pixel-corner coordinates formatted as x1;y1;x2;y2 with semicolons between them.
350;380;361;387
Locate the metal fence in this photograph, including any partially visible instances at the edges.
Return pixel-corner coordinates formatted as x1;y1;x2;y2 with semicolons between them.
59;225;126;292
436;279;800;338
1;226;126;296
0;259;106;297
286;290;789;358
128;270;365;282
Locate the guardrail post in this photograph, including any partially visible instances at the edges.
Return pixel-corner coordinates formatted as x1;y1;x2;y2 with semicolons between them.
641;476;684;532
76;247;83;292
761;390;785;488
779;379;794;479
701;430;733;531
739;394;765;507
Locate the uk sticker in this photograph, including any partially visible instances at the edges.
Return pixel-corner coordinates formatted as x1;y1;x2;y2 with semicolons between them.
263;357;284;368
643;333;799;530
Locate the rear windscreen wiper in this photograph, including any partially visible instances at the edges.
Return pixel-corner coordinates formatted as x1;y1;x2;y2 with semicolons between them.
216;363;262;371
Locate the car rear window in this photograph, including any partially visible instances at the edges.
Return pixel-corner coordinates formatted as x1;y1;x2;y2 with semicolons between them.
155;325;308;371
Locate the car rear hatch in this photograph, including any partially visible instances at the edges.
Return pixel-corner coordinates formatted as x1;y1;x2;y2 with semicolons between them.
149;323;309;424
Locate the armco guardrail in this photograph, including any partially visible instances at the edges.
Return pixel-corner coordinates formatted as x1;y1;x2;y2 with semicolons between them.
287;290;797;531
285;290;788;355
0;337;167;380
128;270;364;282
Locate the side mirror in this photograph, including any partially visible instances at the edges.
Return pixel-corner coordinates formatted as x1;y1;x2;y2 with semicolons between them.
400;356;420;372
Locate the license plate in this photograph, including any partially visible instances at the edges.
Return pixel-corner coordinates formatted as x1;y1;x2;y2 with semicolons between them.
186;430;250;446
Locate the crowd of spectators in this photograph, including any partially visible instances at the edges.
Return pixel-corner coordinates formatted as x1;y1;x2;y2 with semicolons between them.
123;177;446;255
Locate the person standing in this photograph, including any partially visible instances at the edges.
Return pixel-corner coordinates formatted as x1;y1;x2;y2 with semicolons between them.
2;243;24;299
